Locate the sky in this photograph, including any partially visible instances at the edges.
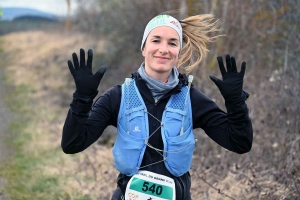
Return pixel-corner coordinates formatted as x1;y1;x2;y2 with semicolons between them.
0;0;78;16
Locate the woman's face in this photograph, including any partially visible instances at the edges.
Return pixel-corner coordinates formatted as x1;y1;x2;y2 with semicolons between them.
142;26;180;81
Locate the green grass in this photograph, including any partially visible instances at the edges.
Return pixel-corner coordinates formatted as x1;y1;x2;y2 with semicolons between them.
0;40;87;200
0;83;66;199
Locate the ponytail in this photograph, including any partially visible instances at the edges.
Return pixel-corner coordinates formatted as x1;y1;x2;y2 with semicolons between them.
178;14;222;74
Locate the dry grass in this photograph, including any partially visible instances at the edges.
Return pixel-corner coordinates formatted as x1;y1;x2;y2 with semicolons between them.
1;29;117;199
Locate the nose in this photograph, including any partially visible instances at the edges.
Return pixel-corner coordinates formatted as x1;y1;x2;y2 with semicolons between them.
158;42;168;54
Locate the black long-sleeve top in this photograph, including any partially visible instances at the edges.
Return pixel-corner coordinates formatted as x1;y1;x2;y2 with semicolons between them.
61;72;253;199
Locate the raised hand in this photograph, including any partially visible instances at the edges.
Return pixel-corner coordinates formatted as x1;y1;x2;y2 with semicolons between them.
209;54;246;102
68;48;106;96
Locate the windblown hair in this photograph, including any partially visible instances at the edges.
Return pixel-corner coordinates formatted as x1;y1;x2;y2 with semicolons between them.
178;14;222;74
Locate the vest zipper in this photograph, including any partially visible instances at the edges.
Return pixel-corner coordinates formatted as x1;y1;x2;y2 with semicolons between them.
181;176;187;199
177;176;184;199
154;98;159;105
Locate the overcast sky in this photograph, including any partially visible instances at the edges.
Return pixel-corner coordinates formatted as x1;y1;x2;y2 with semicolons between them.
0;0;78;16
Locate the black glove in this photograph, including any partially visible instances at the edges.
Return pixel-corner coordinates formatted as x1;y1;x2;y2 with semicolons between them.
68;48;106;97
209;54;247;102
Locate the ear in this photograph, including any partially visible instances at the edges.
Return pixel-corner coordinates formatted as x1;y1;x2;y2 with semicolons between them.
142;48;146;57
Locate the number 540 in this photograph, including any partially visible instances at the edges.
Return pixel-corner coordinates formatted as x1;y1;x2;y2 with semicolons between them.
142;181;163;195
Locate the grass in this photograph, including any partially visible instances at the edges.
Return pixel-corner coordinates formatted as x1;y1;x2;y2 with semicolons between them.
0;29;124;200
0;84;65;199
0;37;91;200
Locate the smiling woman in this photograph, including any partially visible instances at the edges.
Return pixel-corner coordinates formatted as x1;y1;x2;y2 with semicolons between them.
62;13;253;200
142;26;180;82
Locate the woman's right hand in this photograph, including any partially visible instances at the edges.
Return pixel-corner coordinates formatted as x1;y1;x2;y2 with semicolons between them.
68;48;106;96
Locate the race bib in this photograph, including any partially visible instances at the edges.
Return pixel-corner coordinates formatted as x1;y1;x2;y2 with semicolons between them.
125;171;176;200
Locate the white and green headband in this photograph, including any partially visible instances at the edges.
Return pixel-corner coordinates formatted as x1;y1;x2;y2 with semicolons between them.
141;14;183;51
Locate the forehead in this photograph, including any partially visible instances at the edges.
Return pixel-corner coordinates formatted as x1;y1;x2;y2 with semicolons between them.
148;26;180;40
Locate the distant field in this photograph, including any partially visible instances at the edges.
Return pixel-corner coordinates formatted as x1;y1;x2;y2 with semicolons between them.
0;19;62;35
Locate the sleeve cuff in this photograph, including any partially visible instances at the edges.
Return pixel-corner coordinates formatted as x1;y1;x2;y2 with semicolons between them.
225;91;250;114
73;91;99;103
70;91;98;115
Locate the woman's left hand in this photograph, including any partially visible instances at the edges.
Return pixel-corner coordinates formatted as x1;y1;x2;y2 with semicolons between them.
209;54;246;102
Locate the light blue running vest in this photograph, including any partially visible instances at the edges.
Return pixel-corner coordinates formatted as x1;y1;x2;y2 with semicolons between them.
112;77;197;177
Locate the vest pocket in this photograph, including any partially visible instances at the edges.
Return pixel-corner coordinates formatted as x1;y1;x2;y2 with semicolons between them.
164;111;190;137
113;124;146;176
164;125;195;177
127;110;147;138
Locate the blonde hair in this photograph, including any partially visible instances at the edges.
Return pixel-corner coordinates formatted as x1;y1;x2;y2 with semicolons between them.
178;14;222;74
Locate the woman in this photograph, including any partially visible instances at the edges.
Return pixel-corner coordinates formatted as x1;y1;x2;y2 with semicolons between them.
62;13;253;200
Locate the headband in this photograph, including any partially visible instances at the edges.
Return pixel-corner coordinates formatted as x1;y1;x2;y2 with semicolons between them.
141;14;183;51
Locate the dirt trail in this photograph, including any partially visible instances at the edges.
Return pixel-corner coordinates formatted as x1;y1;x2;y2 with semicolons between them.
0;68;12;200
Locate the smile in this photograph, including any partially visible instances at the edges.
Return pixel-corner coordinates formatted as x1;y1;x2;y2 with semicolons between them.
154;56;169;60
